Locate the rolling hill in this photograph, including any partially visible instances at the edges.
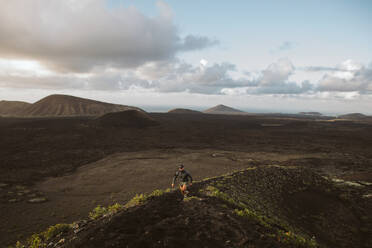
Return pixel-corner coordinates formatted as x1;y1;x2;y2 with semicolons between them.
17;94;141;117
0;100;31;116
204;104;245;115
168;108;202;114
94;110;158;128
338;113;369;120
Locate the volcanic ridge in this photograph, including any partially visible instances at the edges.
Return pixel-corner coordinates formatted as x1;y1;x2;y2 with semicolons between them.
204;104;245;115
4;94;141;117
13;166;372;248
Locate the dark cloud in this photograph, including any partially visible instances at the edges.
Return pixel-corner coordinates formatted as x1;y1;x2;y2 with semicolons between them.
0;1;217;73
302;66;341;72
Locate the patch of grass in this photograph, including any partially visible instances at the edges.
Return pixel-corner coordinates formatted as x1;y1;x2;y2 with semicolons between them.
183;196;201;202
14;223;71;248
14;241;24;248
89;203;125;219
234;208;317;247
149;189;164;197
89;205;108;219
28;234;43;248
276;230;318;248
108;203;123;213
203;185;247;208
234;208;271;229
125;193;148;207
43;224;71;241
126;189;165;208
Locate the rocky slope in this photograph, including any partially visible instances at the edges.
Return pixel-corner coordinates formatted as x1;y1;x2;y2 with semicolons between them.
13;166;372;248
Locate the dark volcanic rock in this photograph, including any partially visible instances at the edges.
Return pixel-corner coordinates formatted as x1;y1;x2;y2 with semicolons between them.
17;166;371;248
168;108;202;114
94;110;158;128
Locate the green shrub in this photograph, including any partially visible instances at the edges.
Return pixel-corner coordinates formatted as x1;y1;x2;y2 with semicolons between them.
43;223;71;240
125;193;148;207
89;205;108;219
149;189;164;197
108;203;123;213
27;234;44;248
15;241;24;248
15;223;71;248
234;208;270;228
276;230;318;248
204;186;245;207
183;196;200;202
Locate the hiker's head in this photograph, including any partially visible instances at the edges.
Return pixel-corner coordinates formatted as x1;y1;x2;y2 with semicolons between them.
178;164;184;171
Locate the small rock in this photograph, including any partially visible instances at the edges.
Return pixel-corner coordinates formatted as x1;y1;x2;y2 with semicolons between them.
358;181;372;186
15;185;26;190
57;238;65;244
74;228;83;234
9;199;18;203
28;197;47;203
28;193;37;198
0;183;8;188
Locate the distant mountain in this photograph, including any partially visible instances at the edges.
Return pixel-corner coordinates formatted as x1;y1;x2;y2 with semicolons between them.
338;113;368;120
299;112;322;116
204;104;245;115
18;94;141;117
94;109;158;128
168;108;202;114
0;100;31;116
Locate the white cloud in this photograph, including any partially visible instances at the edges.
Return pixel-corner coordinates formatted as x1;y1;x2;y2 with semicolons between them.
318;60;372;93
0;0;216;73
200;59;208;67
259;58;295;86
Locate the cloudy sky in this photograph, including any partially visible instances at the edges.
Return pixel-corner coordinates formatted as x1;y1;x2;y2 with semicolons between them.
0;0;371;114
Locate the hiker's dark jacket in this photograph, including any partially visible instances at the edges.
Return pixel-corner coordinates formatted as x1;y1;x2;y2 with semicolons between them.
172;170;193;184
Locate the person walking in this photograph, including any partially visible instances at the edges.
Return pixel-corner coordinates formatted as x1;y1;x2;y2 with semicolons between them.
172;164;193;197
